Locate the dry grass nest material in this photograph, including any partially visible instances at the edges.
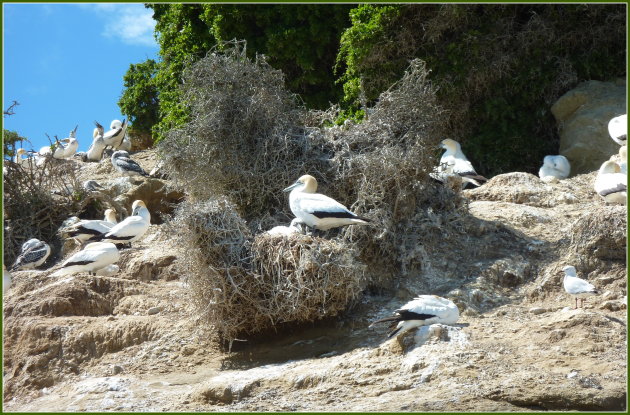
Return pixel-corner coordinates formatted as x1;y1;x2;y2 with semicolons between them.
171;198;365;344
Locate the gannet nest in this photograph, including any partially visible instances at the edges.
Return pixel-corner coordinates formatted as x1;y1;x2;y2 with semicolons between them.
172;198;365;344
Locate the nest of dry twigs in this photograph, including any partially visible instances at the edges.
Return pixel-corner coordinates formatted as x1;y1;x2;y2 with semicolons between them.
171;198;364;344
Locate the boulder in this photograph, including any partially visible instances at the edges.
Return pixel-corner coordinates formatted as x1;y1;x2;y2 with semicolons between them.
551;80;626;175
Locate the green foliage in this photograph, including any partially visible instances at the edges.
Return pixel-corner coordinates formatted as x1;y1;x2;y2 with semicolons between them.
117;59;159;136
122;4;352;143
3;129;28;159
336;4;626;176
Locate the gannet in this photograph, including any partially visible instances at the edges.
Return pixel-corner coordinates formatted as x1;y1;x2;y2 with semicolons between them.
118;133;132;152
562;265;598;309
83;180;104;192
594;160;627;205
3;265;12;295
283;175;370;231
37;140;65;165
433;139;487;187
51;242;120;277
87;200;150;246
102;119;128;150
608;114;627;146
95;264;120;277
369;295;460;338
10;238;51;271
538;155;571;182
111;150;149;177
618;146;627;174
265;218;303;236
58;125;79;159
109;120;131;151
86;122;107;162
64;209;118;242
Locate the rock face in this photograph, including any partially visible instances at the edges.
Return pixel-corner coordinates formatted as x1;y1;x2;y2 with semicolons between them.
3;151;626;412
551;80;626;175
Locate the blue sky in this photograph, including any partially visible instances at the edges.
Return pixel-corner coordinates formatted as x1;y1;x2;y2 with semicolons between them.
3;3;158;153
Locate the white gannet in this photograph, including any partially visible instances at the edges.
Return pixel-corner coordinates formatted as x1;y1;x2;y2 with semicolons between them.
87;200;150;247
3;265;12;295
608;114;627;146
538;155;570;181
102;119;128;150
109;120;131;151
83;180;104;192
562;265;598;309
64;209;118;242
58;125;79;159
94;264;120;277
433;139;488;187
283;175;370;231
111;150;149;177
118;133;132;152
594;160;627;205
86;122;107;162
369;295;460;338
37;140;65;165
51;242;120;277
618;146;627;174
265;218;303;236
10;238;51;271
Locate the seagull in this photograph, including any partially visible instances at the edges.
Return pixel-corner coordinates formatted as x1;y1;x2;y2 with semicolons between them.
85;122;107;162
64;209;118;243
608;114;627;146
594;160;627;205
83;180;104;192
10;238;51;271
433;139;488;187
111;150;149;177
283;175;370;231
3;265;12;295
538;155;570;181
87;200;151;247
562;265;598;309
51;242;120;277
102;119;128;150
95;264;120;277
265;218;303;236
369;295;460;338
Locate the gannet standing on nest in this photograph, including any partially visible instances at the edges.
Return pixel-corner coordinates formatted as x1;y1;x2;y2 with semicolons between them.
562;266;598;309
64;209;118;243
51;242;120;277
10;238;51;271
369;295;460;338
86;122;107;162
59;125;79;159
283;175;370;231
594;160;627;205
608;114;627;146
432;139;488;187
111;151;149;177
538;155;570;182
101;119;128;150
110;120;131;151
87;200;150;247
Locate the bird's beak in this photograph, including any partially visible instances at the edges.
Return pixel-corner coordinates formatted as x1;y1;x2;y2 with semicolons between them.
283;180;301;193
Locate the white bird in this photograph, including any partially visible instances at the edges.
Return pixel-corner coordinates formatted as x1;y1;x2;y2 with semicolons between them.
283;175;370;231
608;114;627;146
111;150;149;177
102;119;128;150
594;160;627;205
59;125;79;159
538;155;570;181
83;180;104;192
51;242;120;277
13;148;36;168
369;295;460;338
265;218;303;236
3;265;12;295
64;209;118;243
95;264;120;277
37;141;65;165
618;146;627;174
87;200;151;246
562;265;598;309
10;238;51;271
85;122;107;162
110;120;131;151
432;139;488;187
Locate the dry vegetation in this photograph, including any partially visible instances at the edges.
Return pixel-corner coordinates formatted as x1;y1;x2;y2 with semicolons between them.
159;44;472;343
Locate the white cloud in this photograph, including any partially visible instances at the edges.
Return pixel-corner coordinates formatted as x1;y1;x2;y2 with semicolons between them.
80;4;157;47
